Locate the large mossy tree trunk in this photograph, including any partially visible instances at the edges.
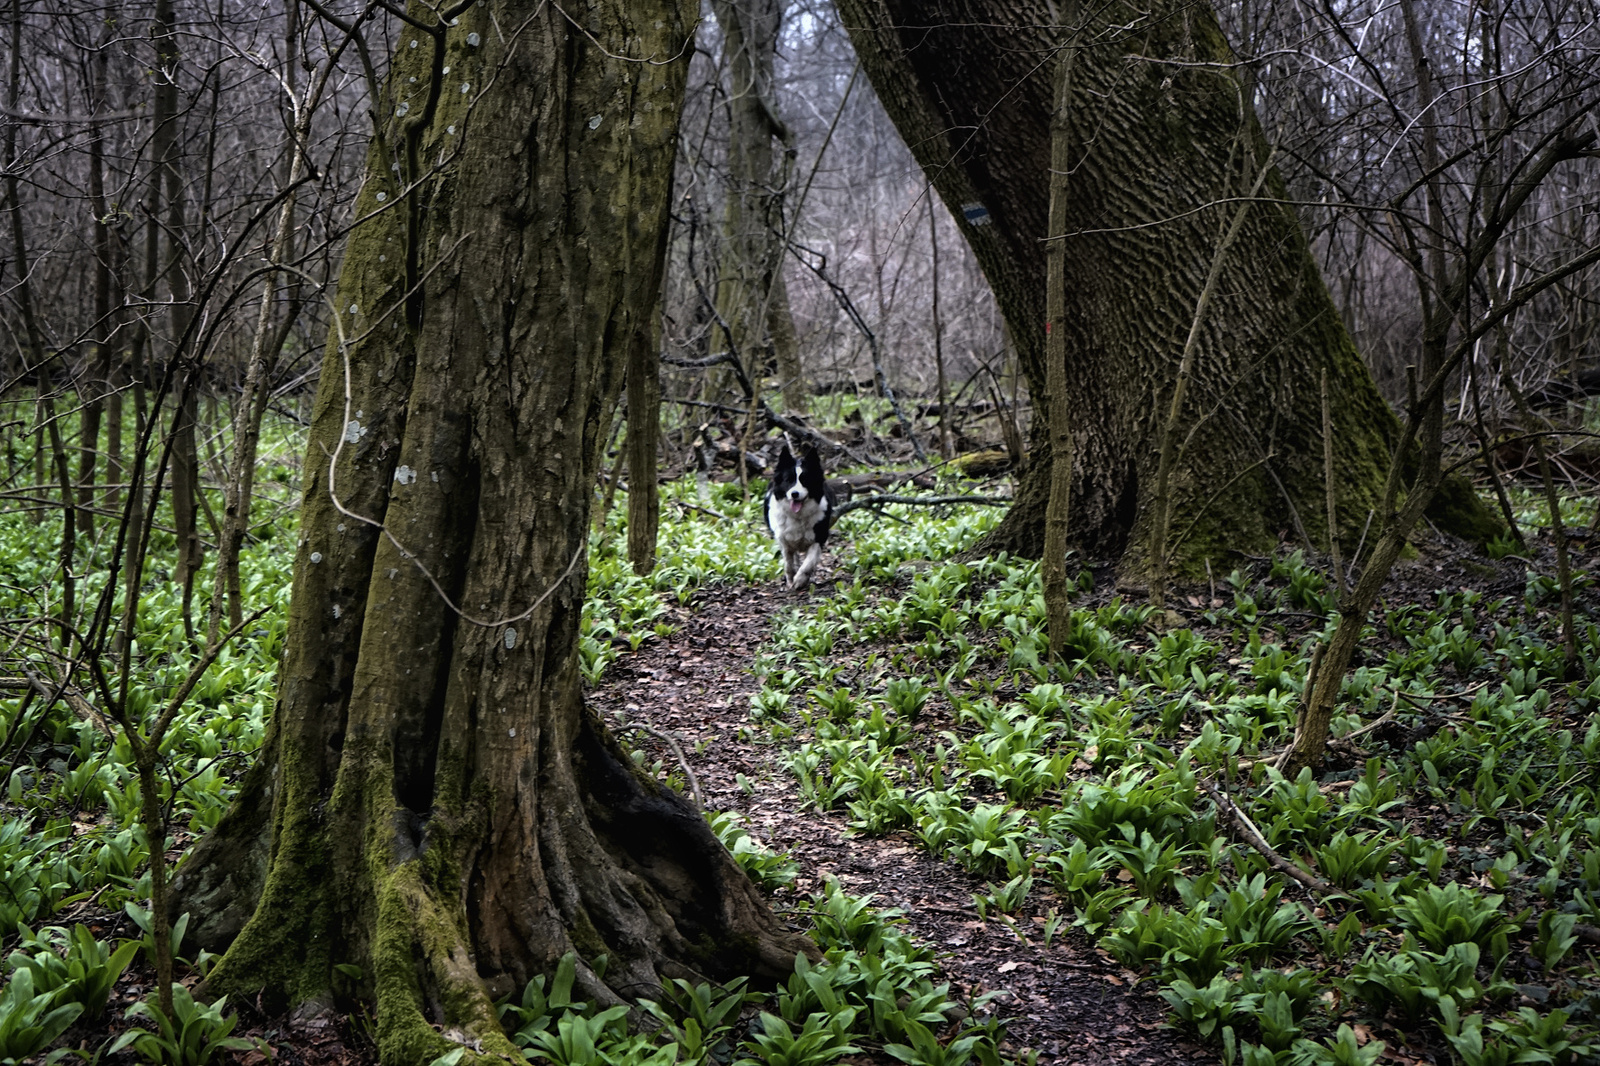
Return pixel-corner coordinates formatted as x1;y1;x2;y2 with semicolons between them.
836;0;1496;576
170;3;810;1061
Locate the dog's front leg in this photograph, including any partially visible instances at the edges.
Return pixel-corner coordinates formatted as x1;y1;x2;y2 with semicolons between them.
790;543;823;590
782;546;798;587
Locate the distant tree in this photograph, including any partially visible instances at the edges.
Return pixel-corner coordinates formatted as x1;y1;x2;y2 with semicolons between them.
836;0;1498;579
712;0;806;411
171;2;809;1060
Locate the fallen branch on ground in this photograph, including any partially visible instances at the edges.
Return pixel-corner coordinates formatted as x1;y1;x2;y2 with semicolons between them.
835;493;1011;518
1521;918;1600;945
670;396;874;468
670;499;735;523
1335;691;1402;743
22;665;113;736
1200;777;1335;897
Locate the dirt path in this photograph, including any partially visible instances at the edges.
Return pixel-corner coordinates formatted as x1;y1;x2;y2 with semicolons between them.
588;581;1213;1066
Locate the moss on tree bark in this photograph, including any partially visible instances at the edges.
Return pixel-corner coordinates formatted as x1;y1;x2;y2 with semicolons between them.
836;0;1496;577
170;4;811;1061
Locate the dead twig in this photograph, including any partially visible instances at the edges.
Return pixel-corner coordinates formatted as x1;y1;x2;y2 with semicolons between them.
1336;689;1400;742
618;723;703;810
1200;777;1335;897
1394;678;1495;703
671;499;735;523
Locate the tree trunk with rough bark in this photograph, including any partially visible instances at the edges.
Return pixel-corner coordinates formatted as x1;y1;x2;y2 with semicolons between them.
170;4;810;1061
836;0;1497;577
712;0;805;411
628;315;662;577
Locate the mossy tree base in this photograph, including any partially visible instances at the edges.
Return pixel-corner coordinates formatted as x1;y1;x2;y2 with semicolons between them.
170;4;811;1061
180;705;807;1063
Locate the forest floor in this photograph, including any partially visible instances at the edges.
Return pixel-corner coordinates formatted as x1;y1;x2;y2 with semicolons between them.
588;579;1213;1066
576;525;1558;1066
51;575;1213;1066
32;513;1597;1066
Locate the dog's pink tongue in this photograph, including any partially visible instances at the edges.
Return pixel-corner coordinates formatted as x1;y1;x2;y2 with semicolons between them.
790;499;802;513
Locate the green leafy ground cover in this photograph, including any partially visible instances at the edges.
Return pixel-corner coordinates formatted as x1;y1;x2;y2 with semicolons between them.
635;476;1600;1066
2;425;1598;1065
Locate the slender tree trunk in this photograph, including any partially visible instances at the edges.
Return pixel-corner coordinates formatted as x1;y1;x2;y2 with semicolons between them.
118;0;175;657
173;5;809;1060
1041;5;1078;658
207;26;330;646
99;57;127;517
153;0;203;635
106;369;124;511
836;0;1497;577
6;0;77;645
711;0;802;410
928;195;952;459
169;391;203;637
627;315;662;577
80;234;110;541
1;0;18;389
80;25;117;541
767;269;805;413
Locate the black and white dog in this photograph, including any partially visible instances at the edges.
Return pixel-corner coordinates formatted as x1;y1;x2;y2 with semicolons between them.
765;444;836;591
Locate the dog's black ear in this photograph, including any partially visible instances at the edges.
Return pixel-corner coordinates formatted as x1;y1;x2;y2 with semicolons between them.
802;443;820;464
775;446;794;468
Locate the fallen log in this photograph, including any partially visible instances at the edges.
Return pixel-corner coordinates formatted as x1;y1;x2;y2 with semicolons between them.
834;493;1011;518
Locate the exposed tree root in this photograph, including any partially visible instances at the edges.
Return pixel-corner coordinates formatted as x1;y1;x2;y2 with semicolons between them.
177;708;812;1066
